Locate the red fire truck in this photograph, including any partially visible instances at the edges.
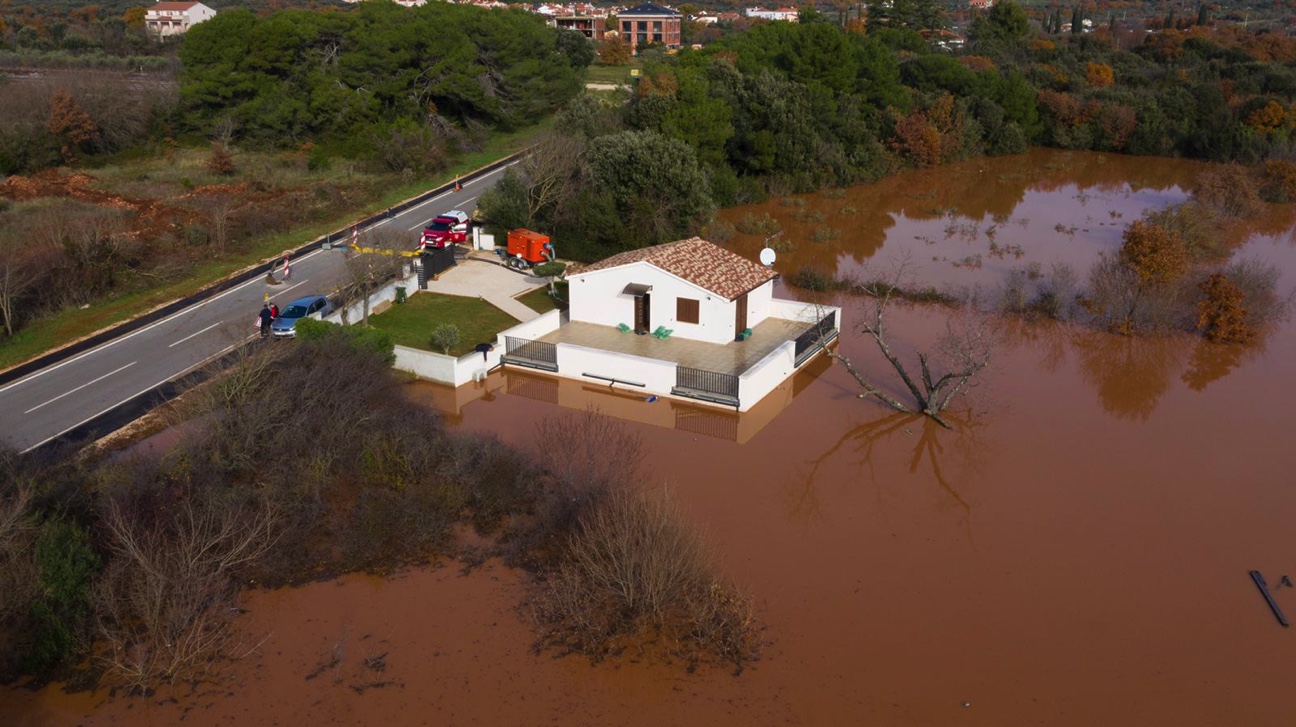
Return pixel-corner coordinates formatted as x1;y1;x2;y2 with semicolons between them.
419;210;470;249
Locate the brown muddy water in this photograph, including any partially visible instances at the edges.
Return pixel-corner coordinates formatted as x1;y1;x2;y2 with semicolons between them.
8;149;1296;726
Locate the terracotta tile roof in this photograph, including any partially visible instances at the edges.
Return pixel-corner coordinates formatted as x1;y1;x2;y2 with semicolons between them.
570;238;775;301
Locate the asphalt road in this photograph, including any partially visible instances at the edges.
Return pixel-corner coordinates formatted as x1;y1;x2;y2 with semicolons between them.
0;163;514;452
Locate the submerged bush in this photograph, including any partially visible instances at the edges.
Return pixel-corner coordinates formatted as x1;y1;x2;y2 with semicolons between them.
532;489;760;671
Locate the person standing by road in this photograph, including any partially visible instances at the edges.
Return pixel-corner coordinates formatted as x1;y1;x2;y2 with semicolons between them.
259;304;273;339
269;302;279;320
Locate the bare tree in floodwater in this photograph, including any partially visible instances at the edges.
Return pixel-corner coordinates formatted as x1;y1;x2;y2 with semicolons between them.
827;263;996;429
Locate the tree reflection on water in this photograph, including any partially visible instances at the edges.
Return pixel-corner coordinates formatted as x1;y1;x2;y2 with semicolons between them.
786;409;986;543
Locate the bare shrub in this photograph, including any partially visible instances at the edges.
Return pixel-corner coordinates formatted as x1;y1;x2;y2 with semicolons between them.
1000;262;1078;321
507;409;645;570
0;463;41;679
532;488;760;671
339;226;407;326
1193;163;1263;219
435;431;535;533
1223;256;1286;328
736;212;780;235
1082;253;1192;334
93;482;280;688
705;218;736;244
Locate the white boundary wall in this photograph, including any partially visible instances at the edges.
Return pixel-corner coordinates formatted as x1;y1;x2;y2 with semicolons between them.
555;343;677;393
393;345;500;387
324;266;418;325
738;341;796;412
769;297;834;325
495;309;563;345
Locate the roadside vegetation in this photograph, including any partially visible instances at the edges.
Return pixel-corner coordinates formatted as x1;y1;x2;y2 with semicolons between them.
0;1;586;359
0;121;545;369
0;333;759;689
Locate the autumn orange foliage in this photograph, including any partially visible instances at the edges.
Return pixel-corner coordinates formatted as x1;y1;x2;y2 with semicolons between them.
46;89;100;163
1085;62;1114;88
1245;100;1287;135
1197;273;1255;343
1119;220;1188;285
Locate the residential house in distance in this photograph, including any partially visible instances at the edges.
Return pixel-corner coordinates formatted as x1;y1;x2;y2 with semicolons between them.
617;2;682;52
499;238;840;411
144;1;215;36
745;6;801;22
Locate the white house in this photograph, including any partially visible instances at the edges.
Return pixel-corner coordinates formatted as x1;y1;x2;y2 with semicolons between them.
745;6;801;22
496;238;841;411
567;237;776;344
144;1;216;36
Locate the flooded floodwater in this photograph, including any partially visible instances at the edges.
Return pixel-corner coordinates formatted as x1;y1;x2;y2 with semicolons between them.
7;149;1296;726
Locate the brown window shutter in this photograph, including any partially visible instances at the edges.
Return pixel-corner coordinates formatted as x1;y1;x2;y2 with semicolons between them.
676;297;700;324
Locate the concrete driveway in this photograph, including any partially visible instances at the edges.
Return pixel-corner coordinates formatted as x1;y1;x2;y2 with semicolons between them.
424;253;549;321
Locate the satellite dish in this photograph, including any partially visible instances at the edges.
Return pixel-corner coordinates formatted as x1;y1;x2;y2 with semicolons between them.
759;247;776;267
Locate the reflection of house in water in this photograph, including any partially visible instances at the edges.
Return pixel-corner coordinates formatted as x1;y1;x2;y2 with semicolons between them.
420;354;832;445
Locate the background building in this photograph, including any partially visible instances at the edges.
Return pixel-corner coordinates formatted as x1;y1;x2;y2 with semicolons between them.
144;1;215;36
617;3;682;52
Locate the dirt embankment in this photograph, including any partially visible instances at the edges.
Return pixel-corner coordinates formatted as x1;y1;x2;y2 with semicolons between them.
1;169;199;236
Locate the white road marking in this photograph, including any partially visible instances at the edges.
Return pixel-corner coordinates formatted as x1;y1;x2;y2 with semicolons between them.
271;279;311;299
0;248;325;395
24;361;137;415
21;333;259;453
168;322;221;348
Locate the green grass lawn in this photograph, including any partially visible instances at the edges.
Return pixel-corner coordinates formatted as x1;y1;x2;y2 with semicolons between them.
367;292;519;357
584;61;641;85
515;282;566;314
0;121;552;371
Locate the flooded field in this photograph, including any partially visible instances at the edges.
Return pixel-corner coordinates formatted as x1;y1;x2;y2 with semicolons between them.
7;148;1296;726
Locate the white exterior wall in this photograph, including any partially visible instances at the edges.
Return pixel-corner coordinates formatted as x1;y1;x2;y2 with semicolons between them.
738;341;796;412
745;281;773;329
555;344;677;393
568;262;775;345
187;4;216;25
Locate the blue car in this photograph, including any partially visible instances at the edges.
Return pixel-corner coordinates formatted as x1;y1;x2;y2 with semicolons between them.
271;295;333;337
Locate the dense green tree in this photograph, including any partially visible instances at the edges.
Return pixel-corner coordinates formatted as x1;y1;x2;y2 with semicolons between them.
555;28;595;69
178;3;581;147
583;130;714;250
969;1;1030;53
